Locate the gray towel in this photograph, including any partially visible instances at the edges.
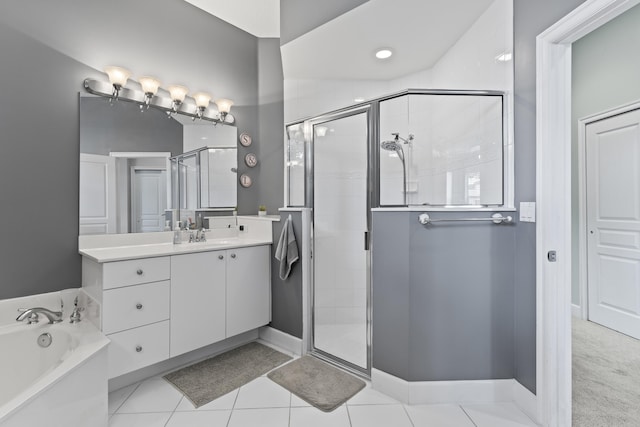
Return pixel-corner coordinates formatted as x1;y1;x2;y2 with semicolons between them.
275;216;299;280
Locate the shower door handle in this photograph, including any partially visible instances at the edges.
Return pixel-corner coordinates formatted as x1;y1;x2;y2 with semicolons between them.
364;231;370;251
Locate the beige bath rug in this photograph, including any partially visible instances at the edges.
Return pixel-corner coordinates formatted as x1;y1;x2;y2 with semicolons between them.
267;355;365;412
163;342;291;408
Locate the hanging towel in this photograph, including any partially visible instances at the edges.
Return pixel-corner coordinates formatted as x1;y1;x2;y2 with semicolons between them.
275;215;299;280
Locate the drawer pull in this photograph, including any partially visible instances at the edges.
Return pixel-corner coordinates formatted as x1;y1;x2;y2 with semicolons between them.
218;255;224;260
135;345;143;353
136;269;143;275
136;303;143;310
231;253;237;259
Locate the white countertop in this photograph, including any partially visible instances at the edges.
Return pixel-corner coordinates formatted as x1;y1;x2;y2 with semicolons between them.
79;237;272;263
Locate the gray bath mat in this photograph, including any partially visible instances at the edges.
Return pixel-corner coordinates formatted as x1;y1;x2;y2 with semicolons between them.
163;342;291;408
267;355;365;412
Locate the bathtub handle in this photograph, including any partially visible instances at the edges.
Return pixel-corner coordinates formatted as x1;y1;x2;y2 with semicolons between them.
136;303;143;310
135;345;143;353
136;269;143;276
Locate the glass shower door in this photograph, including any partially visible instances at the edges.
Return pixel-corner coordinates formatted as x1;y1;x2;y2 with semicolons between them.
312;109;370;373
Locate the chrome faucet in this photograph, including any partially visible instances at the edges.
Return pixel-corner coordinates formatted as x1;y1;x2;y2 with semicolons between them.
16;307;63;324
196;228;206;242
69;296;84;323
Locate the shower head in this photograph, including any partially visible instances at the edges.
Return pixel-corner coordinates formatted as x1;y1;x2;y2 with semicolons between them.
381;140;401;151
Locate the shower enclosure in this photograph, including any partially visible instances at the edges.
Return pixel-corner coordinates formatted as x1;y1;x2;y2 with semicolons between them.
285;89;506;377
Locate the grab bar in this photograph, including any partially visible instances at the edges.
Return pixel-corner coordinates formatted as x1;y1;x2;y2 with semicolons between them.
418;213;513;225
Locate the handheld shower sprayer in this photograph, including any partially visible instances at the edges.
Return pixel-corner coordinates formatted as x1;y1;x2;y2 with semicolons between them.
380;133;414;205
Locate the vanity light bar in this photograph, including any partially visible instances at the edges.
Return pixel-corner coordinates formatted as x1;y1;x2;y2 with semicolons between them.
83;78;235;125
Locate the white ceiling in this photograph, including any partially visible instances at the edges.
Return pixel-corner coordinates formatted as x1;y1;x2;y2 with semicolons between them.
281;0;496;80
184;0;280;38
183;0;496;80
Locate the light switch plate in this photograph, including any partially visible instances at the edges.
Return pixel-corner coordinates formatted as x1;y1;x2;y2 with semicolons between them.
520;202;536;223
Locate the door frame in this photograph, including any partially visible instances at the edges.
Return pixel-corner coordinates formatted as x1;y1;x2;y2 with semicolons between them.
536;0;640;425
576;100;640;320
306;104;375;377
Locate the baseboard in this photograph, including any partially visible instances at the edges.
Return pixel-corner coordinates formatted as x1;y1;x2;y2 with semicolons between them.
572;303;583;319
258;326;303;356
108;330;258;392
371;369;409;403
513;380;538;423
409;379;514;405
372;369;539;423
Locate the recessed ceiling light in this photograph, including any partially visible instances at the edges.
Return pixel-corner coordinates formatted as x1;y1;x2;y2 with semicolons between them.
354;97;365;103
495;52;512;62
375;48;393;59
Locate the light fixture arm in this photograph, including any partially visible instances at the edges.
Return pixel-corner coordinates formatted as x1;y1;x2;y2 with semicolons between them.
83;78;235;125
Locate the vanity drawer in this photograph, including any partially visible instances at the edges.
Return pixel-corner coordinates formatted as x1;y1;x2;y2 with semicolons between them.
103;256;170;289
107;320;170;379
102;281;170;334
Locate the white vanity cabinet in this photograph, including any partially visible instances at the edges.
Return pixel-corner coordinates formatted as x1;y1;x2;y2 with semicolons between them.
226;245;271;337
170;245;271;357
81;240;272;379
82;256;171;379
170;251;226;357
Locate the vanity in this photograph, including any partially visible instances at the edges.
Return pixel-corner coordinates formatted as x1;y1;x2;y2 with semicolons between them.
80;217;275;379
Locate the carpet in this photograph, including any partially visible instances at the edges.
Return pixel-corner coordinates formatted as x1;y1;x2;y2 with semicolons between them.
267;355;365;412
573;318;640;426
163;342;291;408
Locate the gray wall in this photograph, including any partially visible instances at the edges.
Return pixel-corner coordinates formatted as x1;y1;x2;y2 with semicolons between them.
270;211;304;338
0;1;267;299
513;0;587;393
372;212;515;381
257;39;285;213
0;23;94;300
280;0;369;45
80;97;183;156
570;4;640;305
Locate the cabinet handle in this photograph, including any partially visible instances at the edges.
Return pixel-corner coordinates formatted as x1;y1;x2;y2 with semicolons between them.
135;345;143;353
231;253;237;259
218;255;224;260
136;269;143;275
136;303;143;310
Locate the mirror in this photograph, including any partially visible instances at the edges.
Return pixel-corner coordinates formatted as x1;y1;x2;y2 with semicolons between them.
79;95;237;235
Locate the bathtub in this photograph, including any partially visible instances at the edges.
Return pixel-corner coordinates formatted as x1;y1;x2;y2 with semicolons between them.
0;291;109;427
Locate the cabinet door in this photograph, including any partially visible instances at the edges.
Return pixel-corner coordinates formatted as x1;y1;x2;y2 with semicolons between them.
226;245;271;337
170;251;226;357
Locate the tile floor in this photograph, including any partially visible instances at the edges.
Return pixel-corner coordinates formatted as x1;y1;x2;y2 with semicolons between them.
108;369;539;427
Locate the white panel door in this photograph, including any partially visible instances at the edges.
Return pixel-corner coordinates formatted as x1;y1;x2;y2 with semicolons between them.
79;153;116;235
587;108;640;338
132;169;167;233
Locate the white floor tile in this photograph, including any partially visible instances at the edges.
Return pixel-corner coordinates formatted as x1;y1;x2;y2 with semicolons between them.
405;404;476;427
462;402;538;427
290;394;312;407
290;406;351;427
227;408;290;427
234;377;291;409
174;389;239;411
348;404;413;427
108;412;172;427
108;383;139;414
116;378;183;414
347;384;400;405
165;410;232;427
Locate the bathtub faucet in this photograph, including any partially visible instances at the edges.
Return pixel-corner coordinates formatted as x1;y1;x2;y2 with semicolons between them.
16;307;63;324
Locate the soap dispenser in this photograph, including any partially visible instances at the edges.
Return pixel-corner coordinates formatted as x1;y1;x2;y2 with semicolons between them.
173;221;182;244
